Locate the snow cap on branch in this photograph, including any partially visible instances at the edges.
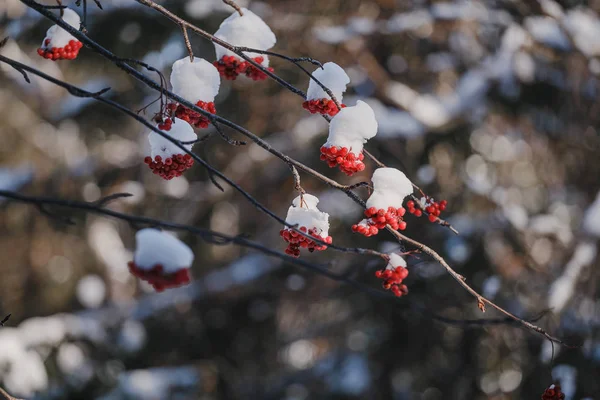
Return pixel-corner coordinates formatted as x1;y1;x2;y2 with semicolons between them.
387;253;407;269
285;194;330;237
325;100;378;153
148;118;197;160
366;168;413;210
40;9;80;49
170;57;221;103
133;229;194;274
214;8;277;66
306;62;350;102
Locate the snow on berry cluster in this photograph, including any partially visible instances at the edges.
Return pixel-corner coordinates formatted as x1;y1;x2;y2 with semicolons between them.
214;55;274;81
406;198;448;223
352;168;413;237
37;9;83;61
541;384;565;400
145;118;197;180
320;101;378;175
374;253;409;297
280;194;332;257
213;9;276;80
303;62;350;116
128;229;194;292
158;57;220;130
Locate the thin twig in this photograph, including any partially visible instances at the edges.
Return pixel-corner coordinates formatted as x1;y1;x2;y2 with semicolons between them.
222;0;243;16
181;26;193;61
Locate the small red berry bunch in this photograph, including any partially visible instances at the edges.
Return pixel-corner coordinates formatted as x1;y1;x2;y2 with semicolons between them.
319;146;366;176
302;99;346;116
128;261;191;292
279;226;333;257
37;39;83;61
213;55;274;81
541;384;565;400
406;198;447;223
352;206;407;237
163;101;216;129
374;256;409;297
144;154;194;180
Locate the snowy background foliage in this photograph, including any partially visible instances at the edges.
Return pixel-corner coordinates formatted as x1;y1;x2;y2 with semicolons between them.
1;0;600;398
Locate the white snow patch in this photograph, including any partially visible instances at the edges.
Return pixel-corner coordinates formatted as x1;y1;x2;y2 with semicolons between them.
563;9;600;57
366;168;413;210
325;100;378;153
306;62;350;102
148;118;196;160
387;253;407;269
214;8;276;66
285;194;330;237
524;16;570;50
40;8;80;49
133;229;194;273
170;57;220;103
548;241;597;313
583;191;600;237
76;275;106;309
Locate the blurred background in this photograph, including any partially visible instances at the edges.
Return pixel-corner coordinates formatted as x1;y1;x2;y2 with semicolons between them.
1;0;599;398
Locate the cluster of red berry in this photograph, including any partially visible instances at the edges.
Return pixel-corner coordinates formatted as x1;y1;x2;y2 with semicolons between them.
541;384;565;400
375;265;409;297
279;226;333;258
352;207;407;237
213;55;274;81
144;154;194;180
302;99;346;116
163;101;216;129
37;39;83;60
407;199;447;223
127;261;190;292
156;117;173;131
319;146;366;176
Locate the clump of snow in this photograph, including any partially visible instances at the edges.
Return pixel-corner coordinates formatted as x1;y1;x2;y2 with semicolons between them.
563;9;600;57
170;57;220;103
214;8;276;66
133;229;194;274
40;9;80;49
325;100;378;153
285;194;330;236
148;118;196;160
306;62;350;102
366;168;413;210
387;253;407;269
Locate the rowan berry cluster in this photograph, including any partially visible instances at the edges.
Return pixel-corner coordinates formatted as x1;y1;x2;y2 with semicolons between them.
374;265;409;297
279;227;333;257
352;206;407;237
407;199;447;222
541;384;565;400
144;154;194;180
164;101;216;129
37;39;83;60
127;261;191;292
320;146;366;176
302;99;346;116
213;55;274;81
